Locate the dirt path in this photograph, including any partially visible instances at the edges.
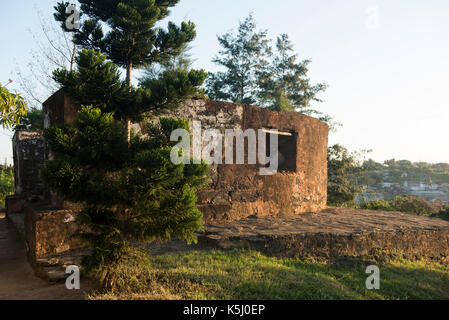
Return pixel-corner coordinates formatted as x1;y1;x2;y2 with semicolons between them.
0;212;91;300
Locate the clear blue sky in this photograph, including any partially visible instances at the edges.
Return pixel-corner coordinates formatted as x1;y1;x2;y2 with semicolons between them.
1;0;449;165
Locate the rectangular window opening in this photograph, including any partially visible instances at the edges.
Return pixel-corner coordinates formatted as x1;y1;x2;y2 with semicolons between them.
263;129;297;173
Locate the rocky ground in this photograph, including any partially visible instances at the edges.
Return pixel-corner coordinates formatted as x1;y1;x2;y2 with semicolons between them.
2;207;449;299
199;207;449;260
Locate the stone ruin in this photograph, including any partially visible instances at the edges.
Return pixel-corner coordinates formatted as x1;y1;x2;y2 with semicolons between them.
8;90;330;221
4;89;329;277
5;90;449;281
165;99;329;222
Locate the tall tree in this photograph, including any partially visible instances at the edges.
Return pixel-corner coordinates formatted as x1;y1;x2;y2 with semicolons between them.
327;144;369;206
258;34;327;113
206;15;338;129
141;42;195;80
46;1;209;286
55;0;199;140
205;14;270;105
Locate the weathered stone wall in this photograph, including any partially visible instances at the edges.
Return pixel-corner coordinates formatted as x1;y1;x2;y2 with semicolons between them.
7;131;46;216
24;204;82;263
12;131;45;198
41;94;329;223
43;89;79;129
18;92;328;226
164;99;329;223
199;208;449;261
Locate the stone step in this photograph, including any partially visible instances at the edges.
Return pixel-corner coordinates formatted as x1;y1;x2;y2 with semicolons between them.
35;249;91;282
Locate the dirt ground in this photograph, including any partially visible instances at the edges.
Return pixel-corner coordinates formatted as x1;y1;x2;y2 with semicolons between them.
0;212;93;300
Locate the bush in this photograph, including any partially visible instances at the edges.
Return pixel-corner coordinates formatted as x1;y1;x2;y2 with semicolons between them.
360;196;436;216
44;107;210;286
359;200;393;211
430;206;449;221
0;165;14;206
327;145;367;206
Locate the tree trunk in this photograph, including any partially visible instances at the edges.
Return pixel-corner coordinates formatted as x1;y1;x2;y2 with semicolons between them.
125;62;133;143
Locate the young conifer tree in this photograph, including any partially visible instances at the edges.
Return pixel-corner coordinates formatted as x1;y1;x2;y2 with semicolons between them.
55;0;200;140
47;1;209;285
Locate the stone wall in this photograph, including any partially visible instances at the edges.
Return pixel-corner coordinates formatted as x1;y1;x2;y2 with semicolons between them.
6;131;45;216
199;208;449;261
43;89;79;129
163;99;329;223
39;93;329;223
24;204;82;263
12;131;45;198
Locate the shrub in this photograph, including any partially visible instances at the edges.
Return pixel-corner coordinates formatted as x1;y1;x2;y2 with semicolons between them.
360;196;436;216
430;206;449;221
0;165;14;206
359;200;393;211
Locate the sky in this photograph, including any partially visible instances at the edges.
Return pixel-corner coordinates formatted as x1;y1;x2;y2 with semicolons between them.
1;0;448;165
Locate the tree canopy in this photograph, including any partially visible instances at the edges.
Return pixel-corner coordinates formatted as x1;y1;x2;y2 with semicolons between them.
206;14;270;105
206;14;330;126
0;82;27;129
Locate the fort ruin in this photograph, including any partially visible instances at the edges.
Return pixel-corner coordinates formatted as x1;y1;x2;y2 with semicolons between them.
4;90;449;281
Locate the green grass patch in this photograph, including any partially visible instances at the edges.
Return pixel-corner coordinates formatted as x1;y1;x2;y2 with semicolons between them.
89;248;449;300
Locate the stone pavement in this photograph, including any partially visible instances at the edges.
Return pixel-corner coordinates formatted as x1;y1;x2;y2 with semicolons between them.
0;212;91;300
198;208;449;260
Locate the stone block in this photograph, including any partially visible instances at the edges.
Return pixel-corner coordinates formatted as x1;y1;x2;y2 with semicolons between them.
5;195;26;215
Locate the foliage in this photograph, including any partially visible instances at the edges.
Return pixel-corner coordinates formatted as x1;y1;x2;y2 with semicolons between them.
0;83;27;129
327;144;369;206
359;158;449;186
47;1;209;286
206;14;334;127
430;206;449;221
53;49;207;123
13;108;44;132
360;196;438;216
54;1;199;83
205;14;270;105
0;165;14;206
89;248;449;300
258;34;327;113
44;107;209;285
141;41;195;79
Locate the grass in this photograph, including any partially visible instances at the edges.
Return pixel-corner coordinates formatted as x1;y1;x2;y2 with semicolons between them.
89;248;449;300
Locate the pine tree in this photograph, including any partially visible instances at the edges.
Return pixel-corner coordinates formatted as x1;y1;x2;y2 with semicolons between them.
47;2;209;286
206;16;337;128
55;0;200;140
141;41;195;80
258;34;327;113
205;14;270;105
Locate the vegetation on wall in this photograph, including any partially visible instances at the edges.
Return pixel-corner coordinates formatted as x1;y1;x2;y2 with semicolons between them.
13;108;44;132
